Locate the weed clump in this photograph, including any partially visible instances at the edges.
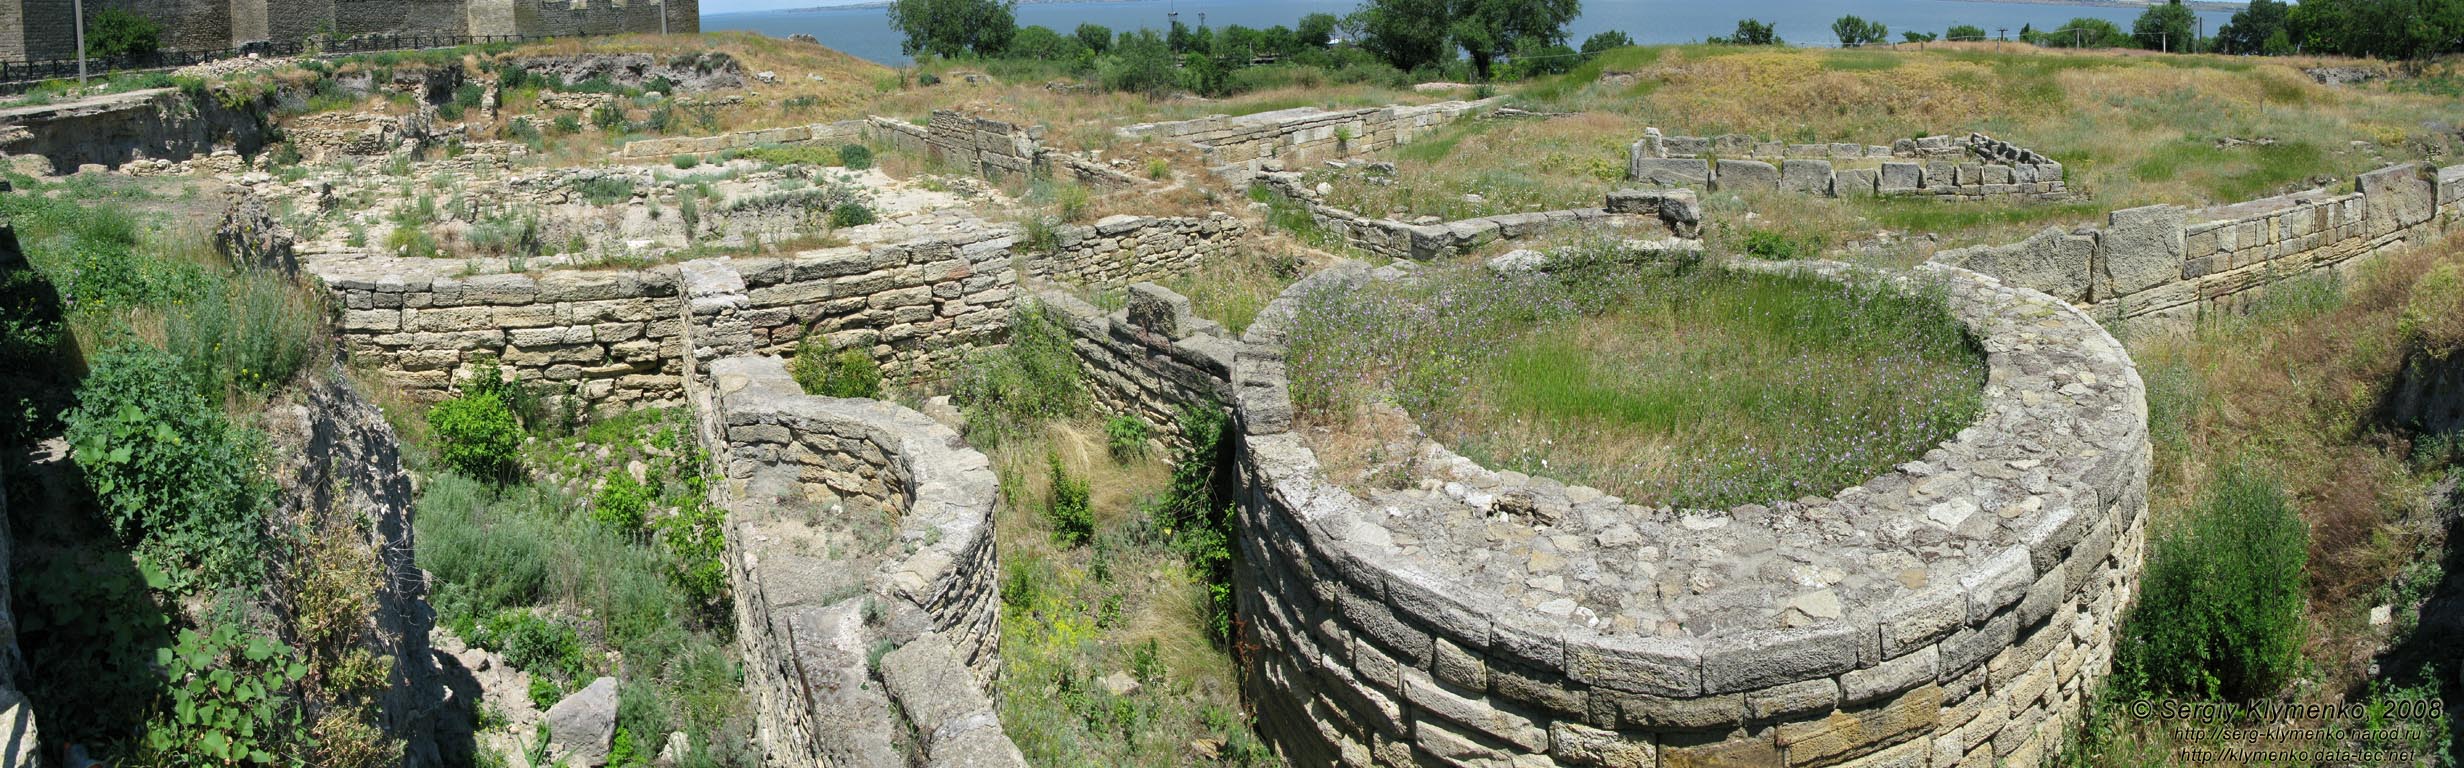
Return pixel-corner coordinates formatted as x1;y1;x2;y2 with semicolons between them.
789;341;884;399
65;346;271;589
428;391;523;481
2114;464;2308;702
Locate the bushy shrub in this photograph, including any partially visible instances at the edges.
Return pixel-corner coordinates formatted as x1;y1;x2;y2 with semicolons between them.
553;115;582;135
428;391;523;481
829;202;876;228
1152;404;1236;641
593;471;651;535
591;104;626;131
65;346;270;588
576;177;638;206
1044;454;1093;546
165;270;318;397
472;609;587;681
671;154;700;170
789;342;883;399
837;143;875;170
1104;414;1151;462
85;9;163;59
2115;464;2308;701
953;303;1085;446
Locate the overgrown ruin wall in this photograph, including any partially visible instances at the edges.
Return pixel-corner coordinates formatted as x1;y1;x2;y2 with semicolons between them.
316;229;1019;410
1040;285;1235;438
1937;162;2463;321
0;87;273;171
1031;212;1249;290
0;0;700;63
1630;130;2067;201
1231;257;2149;768
1121;99;1499;174
618;120;867;160
865;110;1145;191
700;355;1021;767
1256;174;1703;261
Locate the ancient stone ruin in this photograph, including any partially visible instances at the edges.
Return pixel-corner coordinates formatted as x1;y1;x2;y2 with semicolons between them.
1630;129;2069;201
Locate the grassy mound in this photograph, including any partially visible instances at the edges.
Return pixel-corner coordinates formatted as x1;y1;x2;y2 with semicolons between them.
1288;254;1985;508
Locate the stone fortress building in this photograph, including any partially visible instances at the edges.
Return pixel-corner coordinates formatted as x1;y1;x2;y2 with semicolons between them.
0;0;698;63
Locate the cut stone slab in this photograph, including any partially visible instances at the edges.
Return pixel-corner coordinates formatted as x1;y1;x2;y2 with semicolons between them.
1934;227;2096;303
1781;159;1834;196
2100;204;2187;300
1714;159;1779;192
1629;157;1712;187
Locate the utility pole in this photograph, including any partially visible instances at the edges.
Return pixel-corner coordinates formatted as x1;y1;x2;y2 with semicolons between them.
74;0;88;85
660;0;669;35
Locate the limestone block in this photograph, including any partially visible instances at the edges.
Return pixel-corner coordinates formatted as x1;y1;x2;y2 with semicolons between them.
1781;159;1835;196
2100;204;2188;299
1774;685;1940;766
1834;168;1879;198
1879;162;1922;194
1713;159;1779;192
1550;722;1655;768
1702;624;1858;694
1628;158;1712;188
2360;163;2436;235
1126;283;1196;339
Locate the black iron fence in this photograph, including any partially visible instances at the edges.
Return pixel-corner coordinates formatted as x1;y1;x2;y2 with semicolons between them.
0;33;589;87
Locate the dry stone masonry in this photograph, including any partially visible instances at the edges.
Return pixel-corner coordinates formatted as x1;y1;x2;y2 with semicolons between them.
866;110;1144;191
1039;284;1238;438
1257;173;1703;261
1030;212;1249;290
698;355;1020;767
1122;100;1500;176
1936;162;2463;320
1231;255;2149;768
1630;129;2068;201
618;119;867;160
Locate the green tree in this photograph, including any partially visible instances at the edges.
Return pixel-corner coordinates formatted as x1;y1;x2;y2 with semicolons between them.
1355;0;1456;71
2042;17;2130;48
1832;14;1888;47
2216;0;2290;54
1297;12;1342;47
1710;19;1781;45
1009;24;1086;60
1902;30;1938;43
1074;22;1113;54
2287;0;2464;59
85;9;163;59
1581;29;1635;53
1947;23;1987;41
2133;0;2199;51
1101;29;1180;99
1447;0;1583;79
887;0;1017;58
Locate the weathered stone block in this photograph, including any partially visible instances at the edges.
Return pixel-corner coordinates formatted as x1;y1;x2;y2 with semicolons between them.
2100;204;2188;299
2360;163;2436;234
1782;160;1835;196
1701;624;1858;694
1834;168;1879;198
1629;158;1713;188
1878;162;1922;194
1714;159;1779;192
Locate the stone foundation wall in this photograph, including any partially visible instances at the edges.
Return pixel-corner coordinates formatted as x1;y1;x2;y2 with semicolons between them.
1936;162;2462;321
702;355;1019;767
1257;173;1701;261
316;229;1018;410
1231;257;2149;768
1032;212;1248;290
1121;99;1499;174
1630;130;2067;201
1040;285;1235;437
617;120;866;160
869;111;1043;185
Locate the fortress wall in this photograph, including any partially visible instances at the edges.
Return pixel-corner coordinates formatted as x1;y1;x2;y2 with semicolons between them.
701;355;1019;767
1630;129;2068;201
518;0;698;37
113;0;235;51
1040;285;1236;438
1120;98;1499;174
14;0;77;61
1936;162;2460;321
1231;259;2149;768
1256;172;1700;261
332;0;469;36
1032;212;1248;290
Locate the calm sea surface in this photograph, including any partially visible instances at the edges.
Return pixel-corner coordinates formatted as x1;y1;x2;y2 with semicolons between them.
704;0;2242;65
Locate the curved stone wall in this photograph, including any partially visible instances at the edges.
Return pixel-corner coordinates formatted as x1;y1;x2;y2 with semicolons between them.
704;355;1020;767
1231;257;2149;768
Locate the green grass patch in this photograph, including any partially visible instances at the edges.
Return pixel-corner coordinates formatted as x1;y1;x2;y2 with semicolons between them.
2129;138;2327;203
1820;50;1903;71
1289;253;1985;508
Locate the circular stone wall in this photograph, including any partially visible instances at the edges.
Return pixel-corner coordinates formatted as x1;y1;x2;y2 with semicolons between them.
1230;258;2149;768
